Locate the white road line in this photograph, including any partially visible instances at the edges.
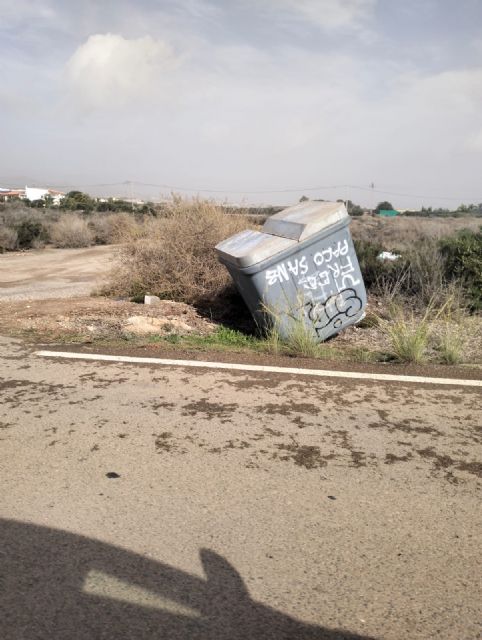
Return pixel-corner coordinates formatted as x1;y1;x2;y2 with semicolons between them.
35;350;482;388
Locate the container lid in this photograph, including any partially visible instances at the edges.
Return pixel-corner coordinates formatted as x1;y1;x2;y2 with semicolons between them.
262;200;348;241
215;229;296;268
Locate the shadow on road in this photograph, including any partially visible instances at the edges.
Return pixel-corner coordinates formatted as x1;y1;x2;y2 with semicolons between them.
0;518;376;639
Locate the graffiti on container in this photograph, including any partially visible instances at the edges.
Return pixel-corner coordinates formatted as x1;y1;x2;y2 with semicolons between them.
265;256;309;286
304;289;362;335
265;239;361;298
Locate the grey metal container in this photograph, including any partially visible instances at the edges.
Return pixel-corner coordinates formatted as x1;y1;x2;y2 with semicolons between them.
215;201;367;341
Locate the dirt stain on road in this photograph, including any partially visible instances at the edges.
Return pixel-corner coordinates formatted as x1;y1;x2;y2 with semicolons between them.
182;398;238;422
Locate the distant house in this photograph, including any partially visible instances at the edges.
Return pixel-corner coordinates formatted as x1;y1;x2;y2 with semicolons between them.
0;188;25;202
25;186;65;205
378;209;399;217
46;189;65;205
0;186;65;205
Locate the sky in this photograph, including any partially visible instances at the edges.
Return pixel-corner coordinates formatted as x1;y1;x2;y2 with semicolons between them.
1;0;482;208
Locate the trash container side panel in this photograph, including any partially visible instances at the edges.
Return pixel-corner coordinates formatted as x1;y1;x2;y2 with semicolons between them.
250;228;367;340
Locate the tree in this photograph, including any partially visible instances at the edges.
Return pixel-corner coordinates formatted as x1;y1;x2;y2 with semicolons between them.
345;199;363;216
61;191;95;212
375;201;394;212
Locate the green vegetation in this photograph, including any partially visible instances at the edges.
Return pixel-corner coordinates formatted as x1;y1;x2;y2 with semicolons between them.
440;229;482;311
16;219;44;248
60;191;96;212
111;325;370;362
375;201;394;212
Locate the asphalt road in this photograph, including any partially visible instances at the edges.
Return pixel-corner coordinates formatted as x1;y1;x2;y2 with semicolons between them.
0;335;481;640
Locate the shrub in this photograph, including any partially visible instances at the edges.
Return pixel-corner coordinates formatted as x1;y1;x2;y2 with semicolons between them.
0;205;59;248
49;214;94;248
16;219;44;248
88;213;140;245
60;191;95;212
439;229;482;311
0;226;18;252
106;198;249;304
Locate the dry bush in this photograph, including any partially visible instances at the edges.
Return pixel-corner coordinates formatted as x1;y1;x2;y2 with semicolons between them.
106;198;250;303
89;213;141;245
0;226;18;251
49;214;94;248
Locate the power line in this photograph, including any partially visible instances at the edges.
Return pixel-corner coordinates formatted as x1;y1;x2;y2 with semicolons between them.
3;178;482;202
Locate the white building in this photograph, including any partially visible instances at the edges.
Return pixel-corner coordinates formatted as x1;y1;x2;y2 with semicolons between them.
24;186;65;205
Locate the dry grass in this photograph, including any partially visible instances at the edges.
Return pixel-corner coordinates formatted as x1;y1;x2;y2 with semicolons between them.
283;319;320;358
351;214;482;248
437;326;466;365
375;292;481;364
263;323;282;355
376;304;433;363
105;198;250;304
431;294;475;364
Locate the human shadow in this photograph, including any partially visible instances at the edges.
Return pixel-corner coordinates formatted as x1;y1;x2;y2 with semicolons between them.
0;518;377;639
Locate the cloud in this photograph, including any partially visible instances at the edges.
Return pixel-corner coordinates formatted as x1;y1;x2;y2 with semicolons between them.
262;0;376;29
3;0;482;205
65;33;180;109
0;0;56;27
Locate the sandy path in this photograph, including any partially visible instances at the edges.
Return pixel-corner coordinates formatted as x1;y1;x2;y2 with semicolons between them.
0;245;115;300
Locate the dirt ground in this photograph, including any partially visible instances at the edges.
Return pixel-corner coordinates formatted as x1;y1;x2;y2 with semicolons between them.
0;296;216;341
0;245;115;300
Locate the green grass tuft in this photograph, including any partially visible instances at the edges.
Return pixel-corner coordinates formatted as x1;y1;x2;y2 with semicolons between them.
377;304;432;364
